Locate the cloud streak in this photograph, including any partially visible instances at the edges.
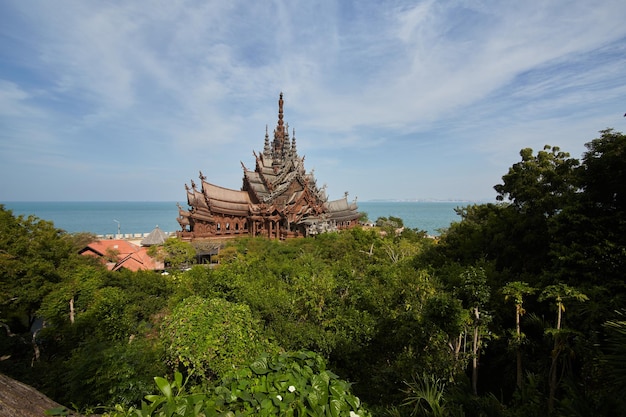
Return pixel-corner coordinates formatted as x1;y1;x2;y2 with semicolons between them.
1;0;625;202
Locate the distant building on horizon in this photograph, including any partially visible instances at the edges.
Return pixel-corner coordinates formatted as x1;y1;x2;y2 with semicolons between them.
177;93;360;240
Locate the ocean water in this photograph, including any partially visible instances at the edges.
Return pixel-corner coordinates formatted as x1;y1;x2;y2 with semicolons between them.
1;201;471;237
2;201;180;237
359;201;465;235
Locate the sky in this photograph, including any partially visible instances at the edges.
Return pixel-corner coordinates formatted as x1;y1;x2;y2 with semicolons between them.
1;1;626;203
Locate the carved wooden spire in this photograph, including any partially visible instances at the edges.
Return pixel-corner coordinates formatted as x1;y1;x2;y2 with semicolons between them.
278;92;284;130
263;125;271;157
273;92;287;162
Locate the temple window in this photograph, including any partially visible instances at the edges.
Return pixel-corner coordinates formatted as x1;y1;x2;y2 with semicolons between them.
217;223;221;231
226;222;230;231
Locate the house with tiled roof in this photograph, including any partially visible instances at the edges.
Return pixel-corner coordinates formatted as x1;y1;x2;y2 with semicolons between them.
79;239;164;272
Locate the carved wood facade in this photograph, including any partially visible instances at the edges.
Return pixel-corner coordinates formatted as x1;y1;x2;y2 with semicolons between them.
177;93;360;240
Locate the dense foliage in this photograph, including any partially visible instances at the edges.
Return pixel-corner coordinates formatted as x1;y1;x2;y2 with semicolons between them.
1;129;626;416
106;351;371;417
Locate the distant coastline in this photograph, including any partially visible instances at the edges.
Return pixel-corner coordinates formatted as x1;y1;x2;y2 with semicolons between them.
364;198;494;203
1;200;472;236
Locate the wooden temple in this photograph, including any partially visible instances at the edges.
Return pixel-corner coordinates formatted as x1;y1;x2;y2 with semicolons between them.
177;93;360;240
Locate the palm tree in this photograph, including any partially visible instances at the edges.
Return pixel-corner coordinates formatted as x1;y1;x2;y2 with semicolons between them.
402;373;447;417
460;266;490;395
502;281;536;390
539;283;588;414
604;313;626;383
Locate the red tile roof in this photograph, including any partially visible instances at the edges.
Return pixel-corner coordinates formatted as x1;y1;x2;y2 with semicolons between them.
80;240;164;272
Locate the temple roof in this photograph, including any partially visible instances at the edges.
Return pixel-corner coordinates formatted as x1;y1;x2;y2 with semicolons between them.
325;196;360;222
178;93;360;238
202;181;251;203
202;180;251;216
141;226;169;246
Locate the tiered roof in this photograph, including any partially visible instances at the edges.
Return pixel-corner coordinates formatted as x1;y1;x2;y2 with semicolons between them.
178;93;360;237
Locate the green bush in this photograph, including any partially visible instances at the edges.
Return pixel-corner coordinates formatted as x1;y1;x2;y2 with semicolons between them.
105;350;371;417
161;296;277;380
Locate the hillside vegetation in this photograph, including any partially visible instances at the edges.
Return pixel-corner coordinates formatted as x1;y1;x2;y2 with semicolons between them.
1;129;626;416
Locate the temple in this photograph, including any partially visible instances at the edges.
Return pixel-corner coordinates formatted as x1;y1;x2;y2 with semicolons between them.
177;93;360;240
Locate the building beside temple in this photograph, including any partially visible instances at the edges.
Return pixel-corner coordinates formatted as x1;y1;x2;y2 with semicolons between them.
79;240;165;272
177;93;360;240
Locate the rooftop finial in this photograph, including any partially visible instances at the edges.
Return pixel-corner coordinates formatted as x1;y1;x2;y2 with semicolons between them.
273;92;286;159
263;124;270;156
278;92;284;128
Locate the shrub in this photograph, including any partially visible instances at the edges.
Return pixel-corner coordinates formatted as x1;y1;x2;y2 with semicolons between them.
105;350;371;417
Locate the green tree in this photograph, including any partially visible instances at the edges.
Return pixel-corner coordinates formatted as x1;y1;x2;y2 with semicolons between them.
538;283;588;413
502;281;536;390
493;145;578;281
0;207;77;330
494;145;579;216
148;237;196;270
421;292;469;379
376;216;404;228
61;337;167;408
36;267;172;408
0;206;85;374
551;130;626;295
430;204;523;274
161;296;277;381
601;312;626;414
459;266;491;395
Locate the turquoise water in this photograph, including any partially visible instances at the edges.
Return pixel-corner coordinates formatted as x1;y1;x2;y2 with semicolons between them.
2;201;180;237
359;201;465;235
1;201;470;236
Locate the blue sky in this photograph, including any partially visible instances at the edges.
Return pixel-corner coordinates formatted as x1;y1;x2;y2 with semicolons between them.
1;1;625;202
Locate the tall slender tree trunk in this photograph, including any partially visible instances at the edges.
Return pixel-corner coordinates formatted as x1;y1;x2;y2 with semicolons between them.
515;304;523;390
548;339;558;414
472;306;480;395
548;302;563;414
30;329;40;367
69;297;75;324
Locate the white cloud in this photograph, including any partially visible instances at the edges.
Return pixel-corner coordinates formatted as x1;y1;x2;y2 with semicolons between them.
1;0;626;201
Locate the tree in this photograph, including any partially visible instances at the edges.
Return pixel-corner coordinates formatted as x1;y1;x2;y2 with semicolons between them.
601;312;626;414
539;283;588;413
0;207;77;330
161;296;277;381
578;129;626;213
459;266;491;395
494;145;579;216
551;129;626;294
502;281;536;390
375;216;404;228
0;206;83;371
421;292;469;378
148;238;196;270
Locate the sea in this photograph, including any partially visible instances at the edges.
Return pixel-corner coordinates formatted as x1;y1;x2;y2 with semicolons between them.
0;201;477;237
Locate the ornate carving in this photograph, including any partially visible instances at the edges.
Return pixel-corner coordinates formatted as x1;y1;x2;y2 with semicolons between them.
177;93;360;240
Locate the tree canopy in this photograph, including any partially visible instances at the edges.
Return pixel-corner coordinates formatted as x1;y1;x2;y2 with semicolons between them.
2;129;626;417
